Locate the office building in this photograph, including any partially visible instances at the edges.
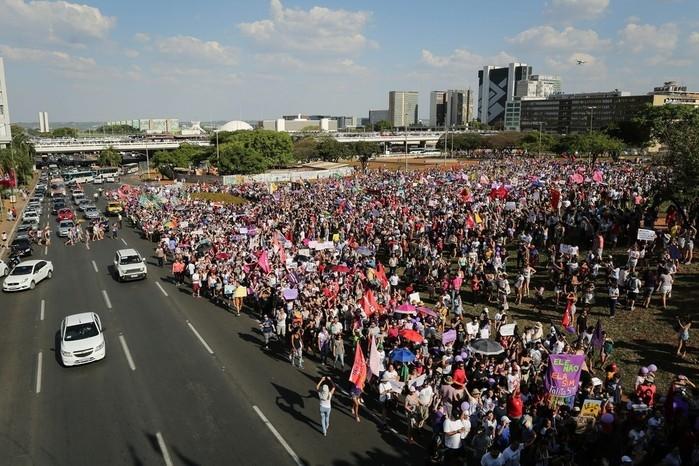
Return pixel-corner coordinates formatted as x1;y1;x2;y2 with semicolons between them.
429;91;447;127
515;75;561;99
262;117;337;132
0;58;11;147
38;111;50;133
107;118;180;134
650;81;699;107
478;63;531;127
518;90;652;134
388;91;419;127
368;109;389;126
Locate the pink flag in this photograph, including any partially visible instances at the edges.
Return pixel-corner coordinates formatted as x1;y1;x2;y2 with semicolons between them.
257;250;271;274
368;336;381;380
592;170;603;183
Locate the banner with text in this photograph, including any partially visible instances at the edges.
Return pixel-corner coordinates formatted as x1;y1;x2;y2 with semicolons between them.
545;354;585;408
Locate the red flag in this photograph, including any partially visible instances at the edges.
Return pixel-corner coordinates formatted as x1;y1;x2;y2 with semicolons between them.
562;309;571;328
375;262;389;289
349;343;367;390
550;188;560;210
466;215;475;230
360;289;384;317
257;250;271;274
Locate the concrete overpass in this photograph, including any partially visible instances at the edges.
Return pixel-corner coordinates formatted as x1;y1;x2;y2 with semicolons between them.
33;138;211;154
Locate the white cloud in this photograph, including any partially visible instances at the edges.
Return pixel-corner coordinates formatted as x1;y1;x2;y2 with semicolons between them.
238;0;375;54
548;0;609;18
0;44;96;72
124;49;139;58
690;32;699;45
507;26;610;50
255;52;367;75
619;22;678;53
155;35;237;65
420;48;516;69
133;32;151;44
0;0;115;45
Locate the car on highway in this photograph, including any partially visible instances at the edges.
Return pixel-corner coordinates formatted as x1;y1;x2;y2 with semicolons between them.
28;201;43;213
76;199;91;211
113;248;147;281
2;259;53;291
105;201;123;216
22;209;40;223
92;176;104;185
10;238;33;257
0;260;8;277
51;199;66;214
84;206;100;221
57;208;75;222
15;223;34;241
72;192;85;204
59;312;106;367
57;220;75;237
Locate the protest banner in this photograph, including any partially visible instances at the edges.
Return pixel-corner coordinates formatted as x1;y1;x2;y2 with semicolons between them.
499;323;516;337
317;241;335;250
308;240;319;249
505;201;517;211
545;354;584;408
581;399;602;418
637;228;657;241
559;244;579;256
408;292;421;304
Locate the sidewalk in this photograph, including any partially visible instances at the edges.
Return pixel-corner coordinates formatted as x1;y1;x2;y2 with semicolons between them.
1;173;39;260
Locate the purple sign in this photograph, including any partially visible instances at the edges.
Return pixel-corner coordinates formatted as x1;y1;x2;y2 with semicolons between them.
545;354;584;408
283;288;298;300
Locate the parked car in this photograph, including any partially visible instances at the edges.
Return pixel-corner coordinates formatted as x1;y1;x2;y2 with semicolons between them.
59;312;106;366
2;259;53;291
11;238;33;257
0;260;8;277
22;210;40;223
113;248;147;281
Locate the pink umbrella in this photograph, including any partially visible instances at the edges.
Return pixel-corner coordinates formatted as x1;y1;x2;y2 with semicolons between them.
395;303;416;314
400;329;424;344
417;306;438;318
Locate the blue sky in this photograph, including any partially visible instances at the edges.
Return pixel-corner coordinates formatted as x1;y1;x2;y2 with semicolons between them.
1;0;698;123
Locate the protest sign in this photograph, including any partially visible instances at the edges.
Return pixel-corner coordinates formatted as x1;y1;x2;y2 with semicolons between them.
545;354;584;408
505;201;517;211
317;241;335;251
298;248;311;257
637;229;656;241
581;399;602;418
559;244;579;256
499;323;516;337
308;240;319;249
408;292;421;304
239;227;248;234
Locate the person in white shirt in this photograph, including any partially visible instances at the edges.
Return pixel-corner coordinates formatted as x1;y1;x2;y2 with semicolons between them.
481;446;504;466
443;411;465;451
501;440;523;466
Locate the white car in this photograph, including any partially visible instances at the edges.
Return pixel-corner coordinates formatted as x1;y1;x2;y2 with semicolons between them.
0;260;8;277
2;260;53;291
60;313;106;367
113;248;147;281
92;176;104;185
22;210;40;223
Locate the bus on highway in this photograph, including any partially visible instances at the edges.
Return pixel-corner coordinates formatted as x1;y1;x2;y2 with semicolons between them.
93;166;120;183
63;170;94;184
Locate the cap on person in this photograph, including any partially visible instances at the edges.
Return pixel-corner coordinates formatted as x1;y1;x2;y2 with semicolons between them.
621;455;633;464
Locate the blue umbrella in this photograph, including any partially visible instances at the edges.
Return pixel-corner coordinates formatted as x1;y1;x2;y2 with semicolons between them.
390;347;416;363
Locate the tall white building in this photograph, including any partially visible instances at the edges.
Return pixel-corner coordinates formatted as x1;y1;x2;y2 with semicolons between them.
0;58;11;147
38;111;50;133
388;91;419;127
515;75;561;99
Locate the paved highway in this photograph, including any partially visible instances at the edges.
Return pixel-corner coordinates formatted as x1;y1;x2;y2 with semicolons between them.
0;183;421;466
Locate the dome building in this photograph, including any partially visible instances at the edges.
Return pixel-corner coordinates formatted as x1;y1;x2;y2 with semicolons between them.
218;120;253;132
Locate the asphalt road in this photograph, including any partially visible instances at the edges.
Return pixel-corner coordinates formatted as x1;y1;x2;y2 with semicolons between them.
0;182;422;466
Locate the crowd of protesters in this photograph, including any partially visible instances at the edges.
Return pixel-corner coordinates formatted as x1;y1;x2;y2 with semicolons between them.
115;158;699;465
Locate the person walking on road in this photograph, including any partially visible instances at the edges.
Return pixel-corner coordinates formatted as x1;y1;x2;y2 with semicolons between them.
316;376;336;436
155;245;165;267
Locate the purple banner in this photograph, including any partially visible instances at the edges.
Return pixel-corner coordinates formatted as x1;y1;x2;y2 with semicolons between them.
544;354;584;408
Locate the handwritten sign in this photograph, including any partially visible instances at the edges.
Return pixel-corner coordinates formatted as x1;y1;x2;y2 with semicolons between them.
545;354;584;408
637;228;656;241
581;399;602;418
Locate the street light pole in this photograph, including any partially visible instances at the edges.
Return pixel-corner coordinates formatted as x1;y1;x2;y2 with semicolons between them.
538;121;543;157
404;111;408;171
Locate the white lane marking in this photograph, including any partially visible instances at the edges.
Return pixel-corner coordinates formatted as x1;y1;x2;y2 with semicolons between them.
91;260;99;273
44;245;48;255
101;290;112;309
118;334;136;371
40;300;45;321
85;242;90;250
186;321;214;354
121;238;127;246
252;405;302;466
155;281;169;297
155;432;174;466
35;352;43;394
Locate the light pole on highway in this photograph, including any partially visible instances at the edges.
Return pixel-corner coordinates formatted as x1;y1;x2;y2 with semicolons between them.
403;112;409;171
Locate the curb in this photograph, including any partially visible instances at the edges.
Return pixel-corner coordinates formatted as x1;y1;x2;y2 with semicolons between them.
1;174;39;261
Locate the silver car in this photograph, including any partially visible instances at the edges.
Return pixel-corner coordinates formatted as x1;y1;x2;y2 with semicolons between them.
57;220;75;237
84;207;100;221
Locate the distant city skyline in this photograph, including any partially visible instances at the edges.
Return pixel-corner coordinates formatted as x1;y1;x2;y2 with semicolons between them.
0;0;698;122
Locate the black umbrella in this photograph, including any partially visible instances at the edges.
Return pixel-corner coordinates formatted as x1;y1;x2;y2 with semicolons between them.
468;339;505;356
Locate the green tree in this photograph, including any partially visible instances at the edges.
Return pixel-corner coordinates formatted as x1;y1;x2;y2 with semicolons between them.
351;141;380;170
94;124;142;135
373;120;392;132
438;133;486;155
49;127;79;138
637;105;699;219
487;131;524;151
316;138;348;162
98;146;122;167
0;125;37;184
152;144;206;168
214;130;293;167
558;131;624;165
519;131;558;155
216;142;269;175
292;137;318;162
